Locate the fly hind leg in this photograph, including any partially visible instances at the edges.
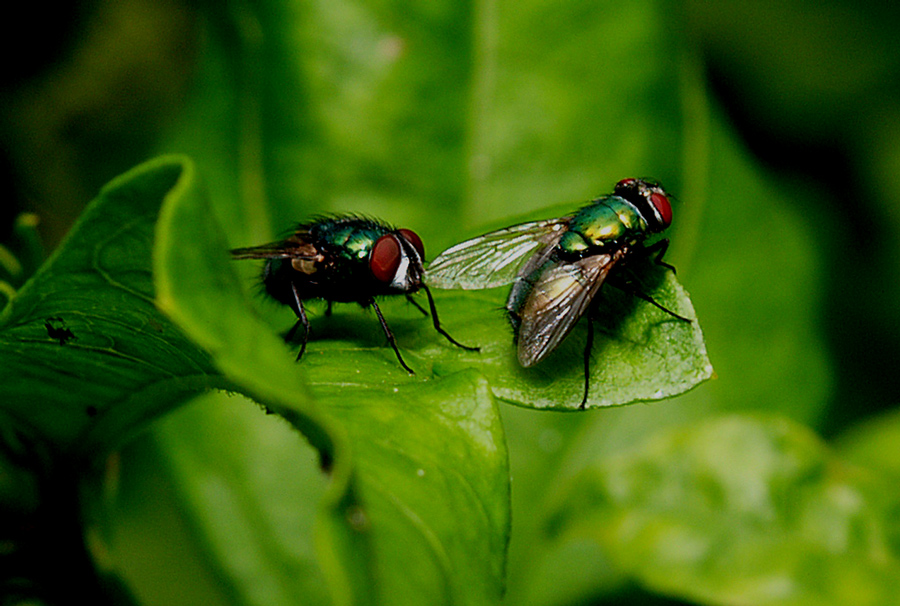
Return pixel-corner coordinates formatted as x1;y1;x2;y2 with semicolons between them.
580;313;595;409
285;282;311;361
370;299;416;374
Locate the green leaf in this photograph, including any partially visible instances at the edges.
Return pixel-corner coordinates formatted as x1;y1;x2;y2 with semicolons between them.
425;265;712;410
153;157;510;606
109;391;332;606
543;414;900;606
0;156;222;457
837;407;900;482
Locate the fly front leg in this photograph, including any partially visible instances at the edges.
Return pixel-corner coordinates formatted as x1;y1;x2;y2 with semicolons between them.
607;273;691;323
406;294;429;317
421;285;479;352
643;238;676;274
607;239;691;323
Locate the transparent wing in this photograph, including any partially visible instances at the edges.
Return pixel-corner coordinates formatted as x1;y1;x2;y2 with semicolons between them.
516;250;625;367
426;218;569;289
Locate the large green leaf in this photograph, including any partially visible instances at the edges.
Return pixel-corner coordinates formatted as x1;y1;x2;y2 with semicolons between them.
153;155;510;606
0;157;223;458
101;391;331;606
542;414;900;606
424;259;712;410
837;407;900;481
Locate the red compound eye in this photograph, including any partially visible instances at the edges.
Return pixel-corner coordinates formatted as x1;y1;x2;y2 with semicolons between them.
650;192;673;228
398;228;425;260
615;178;637;191
370;235;402;283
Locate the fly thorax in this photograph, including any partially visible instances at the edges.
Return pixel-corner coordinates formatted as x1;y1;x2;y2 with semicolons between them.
557;230;592;255
570;201;631;247
615;208;647;232
584;221;625;242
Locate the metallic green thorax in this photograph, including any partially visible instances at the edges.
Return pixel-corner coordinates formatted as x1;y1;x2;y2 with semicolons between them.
317;221;380;258
557;196;649;256
295;220;391;288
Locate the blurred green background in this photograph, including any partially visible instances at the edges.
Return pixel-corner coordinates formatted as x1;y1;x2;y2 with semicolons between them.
2;0;900;604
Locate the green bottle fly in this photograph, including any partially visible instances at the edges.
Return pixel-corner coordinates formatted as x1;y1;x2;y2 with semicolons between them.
427;178;688;407
232;216;476;373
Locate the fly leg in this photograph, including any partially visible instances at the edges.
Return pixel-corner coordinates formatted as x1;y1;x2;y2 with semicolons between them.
284;282;311;361
405;294;429;317
607;274;691;323
370;299;415;374
608;240;691;322
421;285;480;351
580;312;595;409
643;238;677;273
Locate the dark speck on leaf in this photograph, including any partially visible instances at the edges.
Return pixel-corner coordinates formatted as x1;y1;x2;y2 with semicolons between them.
44;317;76;345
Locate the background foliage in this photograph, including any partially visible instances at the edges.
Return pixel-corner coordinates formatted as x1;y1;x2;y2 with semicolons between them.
2;0;900;604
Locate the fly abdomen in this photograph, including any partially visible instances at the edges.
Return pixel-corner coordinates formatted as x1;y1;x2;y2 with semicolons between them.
262;259;298;307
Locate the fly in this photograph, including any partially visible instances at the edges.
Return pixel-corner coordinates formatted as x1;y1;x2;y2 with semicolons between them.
231;216;477;373
427;178;690;407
